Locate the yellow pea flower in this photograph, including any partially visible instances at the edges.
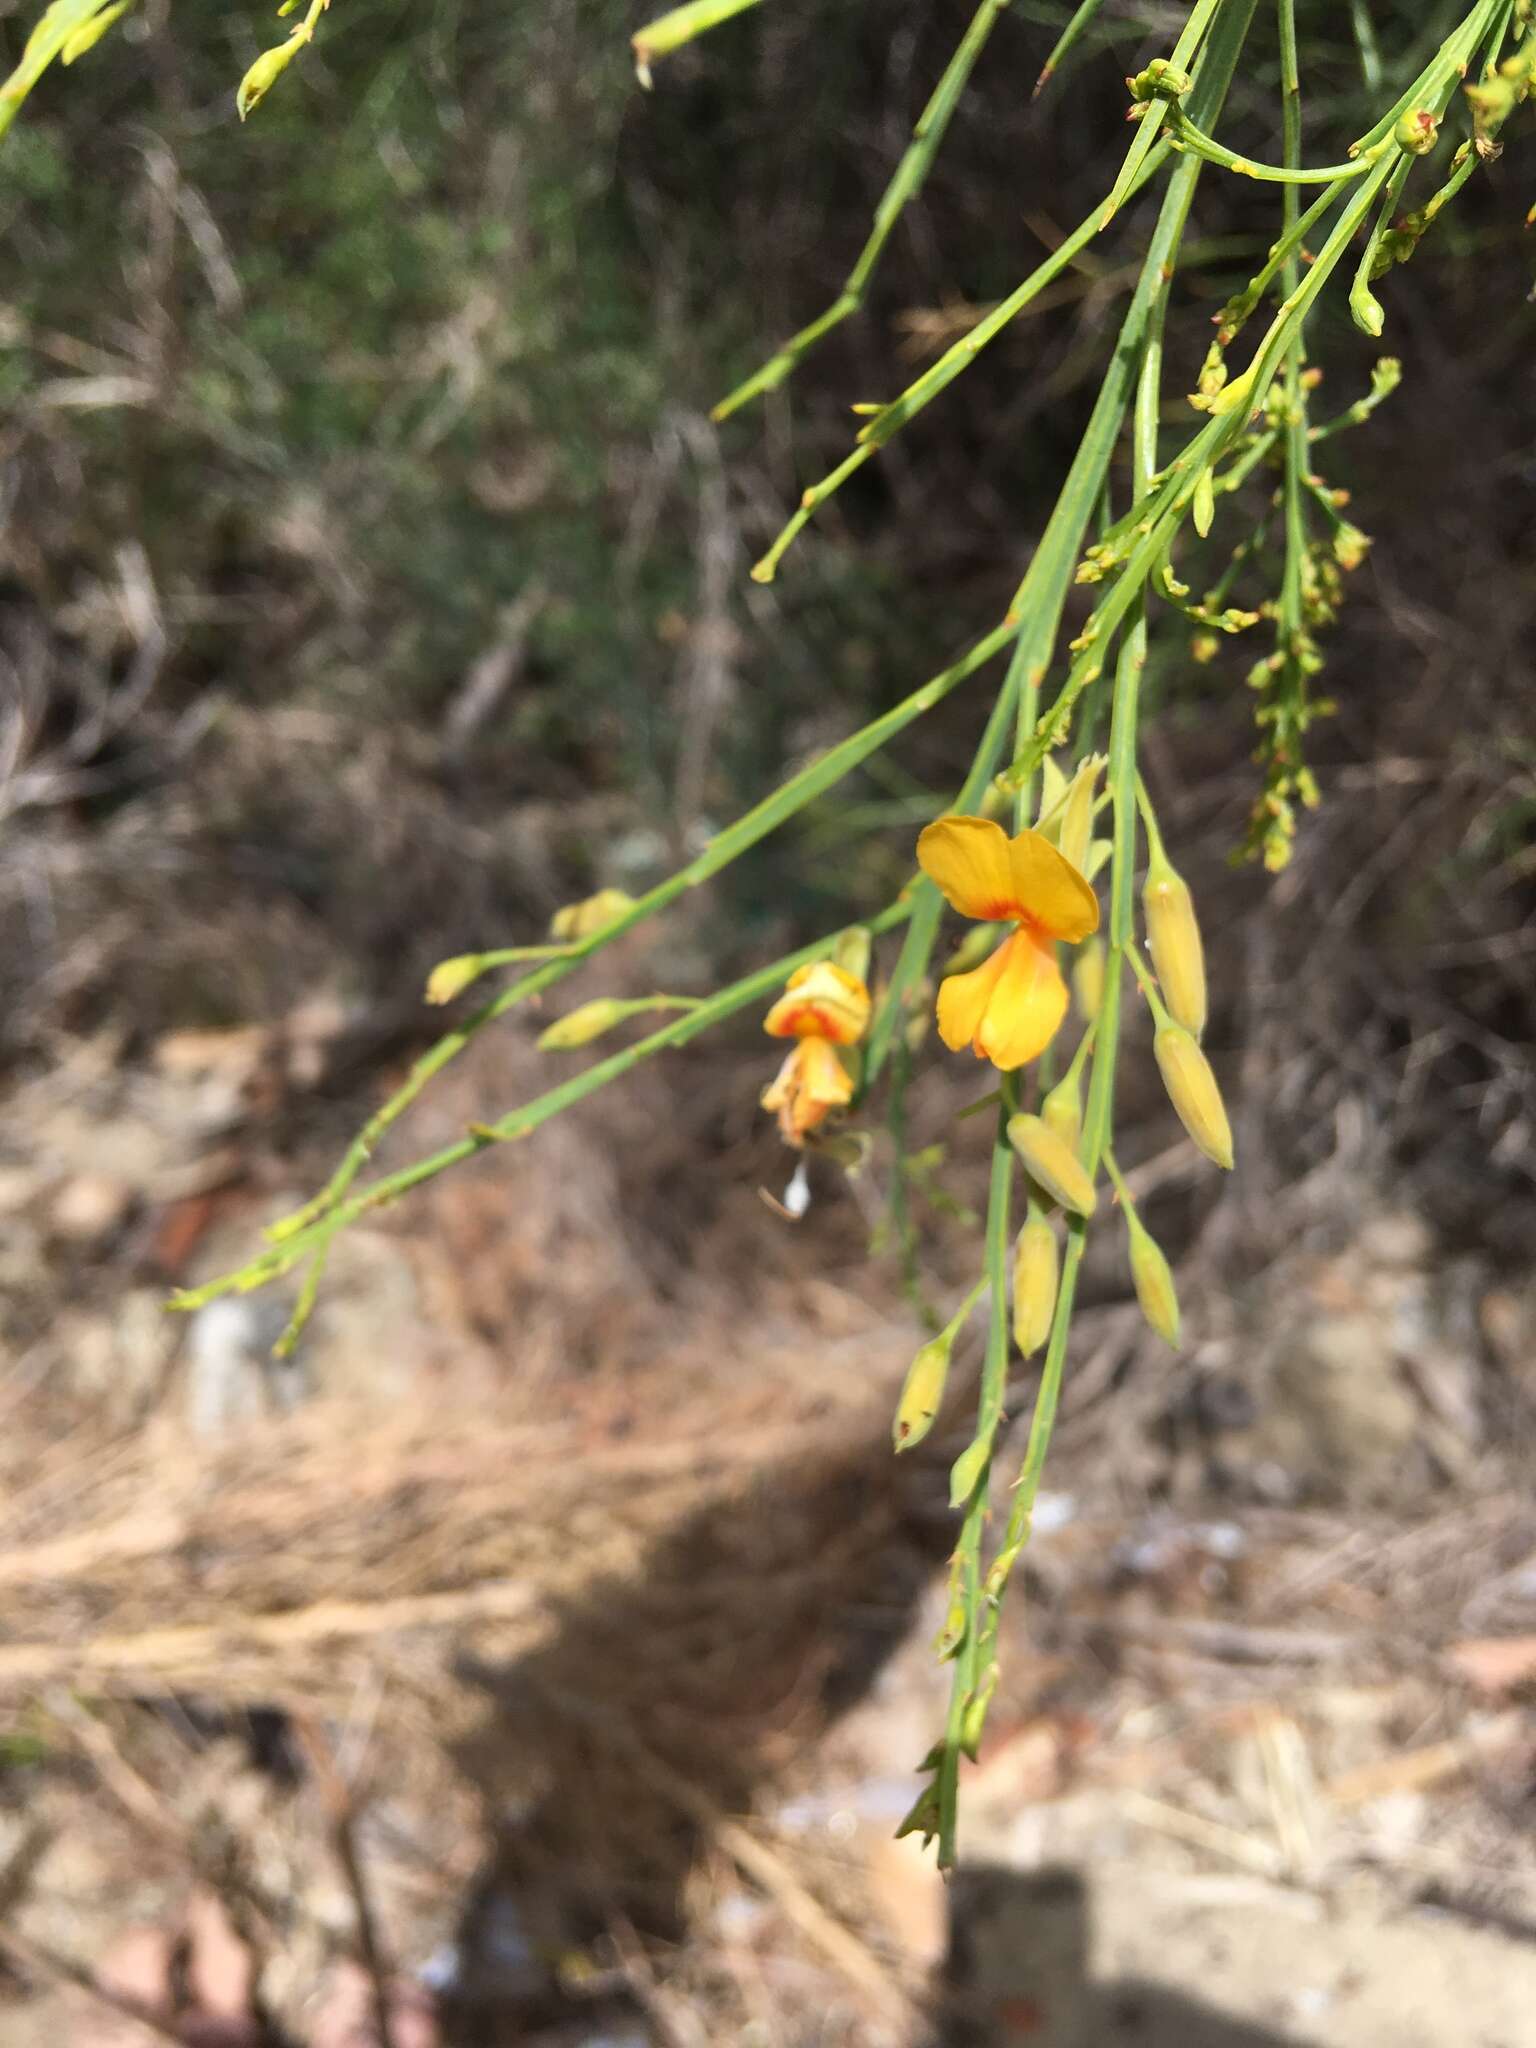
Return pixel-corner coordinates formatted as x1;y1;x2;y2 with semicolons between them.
917;814;1099;1071
760;960;871;1147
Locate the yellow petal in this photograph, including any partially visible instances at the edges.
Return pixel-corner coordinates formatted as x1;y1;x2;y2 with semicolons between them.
1005;829;1100;944
917;815;1022;922
934;939;1011;1054
975;931;1069;1071
798;1032;854;1112
763;960;870;1044
760;1035;852;1143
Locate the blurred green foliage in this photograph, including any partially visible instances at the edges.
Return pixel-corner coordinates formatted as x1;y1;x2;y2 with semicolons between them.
1;1;1529;897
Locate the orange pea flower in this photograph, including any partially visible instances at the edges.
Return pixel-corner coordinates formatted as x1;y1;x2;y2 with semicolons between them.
761;961;870;1146
917;814;1099;1071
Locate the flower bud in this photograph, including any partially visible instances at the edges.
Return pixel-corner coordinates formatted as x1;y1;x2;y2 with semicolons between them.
1394;108;1440;156
236;33;304;120
1128;58;1192;103
549;887;637;941
832;925;873;987
1012;1212;1059;1357
933;1555;968;1659
893;1335;953;1453
1007;1113;1097;1217
1154;1024;1234;1169
1199;365;1258;419
1057;755;1104;876
1036;753;1069;825
1192;467;1215;538
424;953;485;1005
1041;1071;1082;1153
1142;853;1207;1037
62;0;130;64
1126;1209;1180;1347
537;998;634;1050
1333;522;1370;572
1073;937;1105;1022
948;1434;990;1509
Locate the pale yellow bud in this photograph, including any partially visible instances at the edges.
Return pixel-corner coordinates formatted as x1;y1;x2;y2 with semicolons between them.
537;998;631;1050
832;925;873;986
1143;853;1207;1037
236;33;304;119
1073;937;1105;1022
1041;1071;1082;1153
1012;1212;1059;1356
1007;1113;1097;1217
1036;754;1069;826
893;1335;952;1453
948;1434;990;1508
1126;1209;1180;1346
1154;1023;1234;1169
1200;364;1258;418
424;954;485;1005
549;887;637;942
62;0;131;64
1057;755;1104;875
1192;466;1215;538
1394;107;1439;155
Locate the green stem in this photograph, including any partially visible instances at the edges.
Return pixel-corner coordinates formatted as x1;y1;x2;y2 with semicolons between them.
1099;0;1225;225
936;1101;1014;1869
268;616;1014;1245
173;895;919;1313
714;0;1018;420
632;0;770;75
749;140;1173;581
1167;106;1390;183
1033;0;1110;96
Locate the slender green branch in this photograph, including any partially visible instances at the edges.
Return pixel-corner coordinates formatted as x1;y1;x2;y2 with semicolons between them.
0;0;136;141
174;895;919;1314
1099;0;1225;226
749;140;1174;582
1167;106;1391;182
935;1107;1014;1868
1348;150;1415;335
266;616;1015;1247
632;0;770;85
1033;0;1110;96
714;0;1018;420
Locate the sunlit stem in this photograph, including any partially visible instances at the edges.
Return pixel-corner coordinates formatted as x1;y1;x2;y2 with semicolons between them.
714;0;1018;420
172;895;919;1315
264;617;1015;1248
